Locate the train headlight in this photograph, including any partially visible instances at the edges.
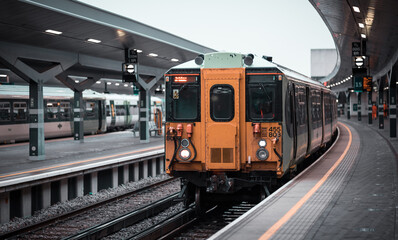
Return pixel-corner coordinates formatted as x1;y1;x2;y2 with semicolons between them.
258;139;267;148
179;148;191;160
256;148;269;161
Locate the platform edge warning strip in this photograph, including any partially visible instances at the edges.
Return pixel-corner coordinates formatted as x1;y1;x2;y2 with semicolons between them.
259;123;353;240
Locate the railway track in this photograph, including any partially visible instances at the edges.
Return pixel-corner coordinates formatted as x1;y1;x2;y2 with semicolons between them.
0;177;179;239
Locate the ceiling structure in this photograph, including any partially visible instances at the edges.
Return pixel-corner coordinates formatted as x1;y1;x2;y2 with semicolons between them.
0;0;397;95
0;0;215;94
309;0;398;92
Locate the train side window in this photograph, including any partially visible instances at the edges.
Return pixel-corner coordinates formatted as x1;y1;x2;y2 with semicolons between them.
116;105;126;116
85;101;96;119
59;101;71;120
0;102;11;121
13;102;27;121
210;85;234;122
106;105;111;116
46;101;59;120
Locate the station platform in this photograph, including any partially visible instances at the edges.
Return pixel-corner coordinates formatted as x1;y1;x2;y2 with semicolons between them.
0;131;163;183
210;118;398;240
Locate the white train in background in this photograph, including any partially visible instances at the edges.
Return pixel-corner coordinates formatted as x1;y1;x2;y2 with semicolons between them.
0;85;163;143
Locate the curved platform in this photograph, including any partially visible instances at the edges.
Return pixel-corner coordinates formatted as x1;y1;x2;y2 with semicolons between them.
210;119;398;240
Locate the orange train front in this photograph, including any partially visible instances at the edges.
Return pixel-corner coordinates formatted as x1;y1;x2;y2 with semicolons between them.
164;52;337;206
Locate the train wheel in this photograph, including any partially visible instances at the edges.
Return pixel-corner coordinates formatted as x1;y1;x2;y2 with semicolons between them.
195;186;206;214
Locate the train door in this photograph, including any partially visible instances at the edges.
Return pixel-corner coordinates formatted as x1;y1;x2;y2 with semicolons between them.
289;82;297;160
204;69;241;171
110;100;116;127
321;91;325;145
98;100;103;131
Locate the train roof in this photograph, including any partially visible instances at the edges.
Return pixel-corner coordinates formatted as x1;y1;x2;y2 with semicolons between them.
167;52;324;88
0;84;164;102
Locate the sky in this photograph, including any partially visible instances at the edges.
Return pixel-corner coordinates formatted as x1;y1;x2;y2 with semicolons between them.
80;0;335;77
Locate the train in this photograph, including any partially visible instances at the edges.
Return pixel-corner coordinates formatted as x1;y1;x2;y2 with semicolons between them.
164;52;337;208
0;85;163;143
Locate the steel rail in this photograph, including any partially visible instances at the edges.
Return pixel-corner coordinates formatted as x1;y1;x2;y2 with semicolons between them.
64;193;180;240
0;177;177;239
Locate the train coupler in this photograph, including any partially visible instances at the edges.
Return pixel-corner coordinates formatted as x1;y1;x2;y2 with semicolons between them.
207;174;233;193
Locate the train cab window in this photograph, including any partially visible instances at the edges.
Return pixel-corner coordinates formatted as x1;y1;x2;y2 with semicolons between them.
246;74;281;122
106;105;111;117
166;74;200;121
85;101;96;119
59;101;71;120
46;101;59;120
13;102;27;121
210;85;234;122
0;102;11;122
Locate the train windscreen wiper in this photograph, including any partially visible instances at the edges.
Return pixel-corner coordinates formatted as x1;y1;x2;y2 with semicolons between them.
259;83;272;102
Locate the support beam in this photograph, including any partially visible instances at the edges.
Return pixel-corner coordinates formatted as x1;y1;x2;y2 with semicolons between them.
42;182;51;209
390;70;397;138
29;81;45;160
379;89;384;129
139;89;150;143
134;74;163;143
358;92;361;121
347;92;351;119
91;172;98;194
368;91;373;124
77;175;84;197
73;91;84;142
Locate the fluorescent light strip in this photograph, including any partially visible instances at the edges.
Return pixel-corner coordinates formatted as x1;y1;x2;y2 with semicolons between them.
87;38;101;43
0;74;7;78
148;53;158;57
171;58;179;62
358;23;365;28
45;29;62;35
361;34;366;38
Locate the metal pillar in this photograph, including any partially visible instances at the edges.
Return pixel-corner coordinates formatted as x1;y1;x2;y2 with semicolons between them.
368;91;373;124
390;74;397;138
139;89;150;143
358;92;361;121
347;92;351;119
42;182;51;209
379;90;384;129
29;81;45;160
73;91;84;142
22;188;31;217
0;192;10;224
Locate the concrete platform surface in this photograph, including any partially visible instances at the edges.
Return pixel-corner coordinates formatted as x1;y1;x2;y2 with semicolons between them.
0;131;163;182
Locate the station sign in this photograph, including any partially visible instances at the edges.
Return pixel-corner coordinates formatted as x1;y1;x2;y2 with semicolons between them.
353;76;363;92
352;42;361;56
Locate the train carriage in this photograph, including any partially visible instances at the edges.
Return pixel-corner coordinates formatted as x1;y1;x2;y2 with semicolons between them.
164;52;337;207
0;85;164;143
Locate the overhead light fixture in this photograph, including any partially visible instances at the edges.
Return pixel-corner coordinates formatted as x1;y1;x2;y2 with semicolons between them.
75;80;79;83
148;53;158;57
362;56;366;59
107;82;112;85
135;49;143;53
171;58;179;62
124;84;128;87
96;81;101;84
131;85;134;88
115;83;120;86
358;23;365;28
0;74;7;78
86;38;101;43
45;29;62;35
353;6;360;13
361;34;366;38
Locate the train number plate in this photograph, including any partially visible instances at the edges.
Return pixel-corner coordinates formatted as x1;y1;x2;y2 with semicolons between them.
261;126;281;138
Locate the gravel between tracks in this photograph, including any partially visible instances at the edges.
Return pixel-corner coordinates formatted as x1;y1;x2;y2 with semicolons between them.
0;174;177;235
